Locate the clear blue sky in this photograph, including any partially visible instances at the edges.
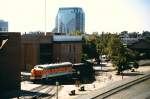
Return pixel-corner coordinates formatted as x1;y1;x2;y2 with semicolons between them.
0;0;150;33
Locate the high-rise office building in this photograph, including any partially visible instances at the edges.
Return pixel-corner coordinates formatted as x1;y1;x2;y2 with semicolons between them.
55;7;85;34
0;20;8;32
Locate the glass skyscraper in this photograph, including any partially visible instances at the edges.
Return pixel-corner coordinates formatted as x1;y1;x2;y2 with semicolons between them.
0;20;8;32
55;7;85;34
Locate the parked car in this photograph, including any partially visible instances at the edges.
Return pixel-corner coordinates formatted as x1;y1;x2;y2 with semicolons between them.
128;61;139;72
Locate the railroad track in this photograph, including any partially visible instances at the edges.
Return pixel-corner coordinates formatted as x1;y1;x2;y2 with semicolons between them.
92;74;150;99
31;85;49;92
19;84;62;99
31;85;62;99
31;85;55;99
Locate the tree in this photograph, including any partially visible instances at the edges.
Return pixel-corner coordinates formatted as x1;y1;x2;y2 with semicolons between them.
101;33;130;74
82;32;100;60
70;31;83;36
128;32;140;38
82;32;139;74
108;35;127;74
142;31;150;37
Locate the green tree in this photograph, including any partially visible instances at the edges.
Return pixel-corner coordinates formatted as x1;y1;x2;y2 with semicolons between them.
82;32;100;61
70;31;83;36
82;32;139;73
100;34;128;74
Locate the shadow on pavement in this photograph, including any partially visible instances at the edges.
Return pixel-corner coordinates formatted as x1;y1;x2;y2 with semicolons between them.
95;69;116;72
123;72;144;76
31;77;95;86
140;64;150;66
0;90;51;99
94;64;107;67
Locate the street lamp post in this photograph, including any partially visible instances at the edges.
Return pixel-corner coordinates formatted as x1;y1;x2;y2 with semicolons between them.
56;81;59;99
77;71;80;87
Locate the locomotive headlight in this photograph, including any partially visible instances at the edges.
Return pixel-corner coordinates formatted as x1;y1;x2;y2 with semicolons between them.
31;69;35;75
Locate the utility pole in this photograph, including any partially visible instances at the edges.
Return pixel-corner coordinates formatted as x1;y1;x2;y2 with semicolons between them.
101;32;104;70
44;0;47;35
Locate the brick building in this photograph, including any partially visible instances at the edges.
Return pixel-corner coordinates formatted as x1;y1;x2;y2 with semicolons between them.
21;32;53;71
21;33;82;71
0;32;21;93
53;35;82;63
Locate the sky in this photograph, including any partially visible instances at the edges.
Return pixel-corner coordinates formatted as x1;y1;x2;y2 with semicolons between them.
0;0;150;33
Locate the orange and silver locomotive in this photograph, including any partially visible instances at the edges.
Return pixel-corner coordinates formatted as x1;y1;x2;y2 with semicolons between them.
30;62;73;81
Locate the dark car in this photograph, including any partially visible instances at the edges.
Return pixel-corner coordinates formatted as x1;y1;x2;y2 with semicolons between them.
128;61;139;72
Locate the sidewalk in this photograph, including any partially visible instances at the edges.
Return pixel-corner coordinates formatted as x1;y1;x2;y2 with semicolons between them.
53;63;150;99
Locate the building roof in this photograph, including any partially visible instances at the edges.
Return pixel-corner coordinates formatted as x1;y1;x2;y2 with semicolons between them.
53;35;82;42
0;20;8;23
59;7;82;10
129;39;150;50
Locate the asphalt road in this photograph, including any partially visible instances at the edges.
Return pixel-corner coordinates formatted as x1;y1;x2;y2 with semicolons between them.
105;78;150;99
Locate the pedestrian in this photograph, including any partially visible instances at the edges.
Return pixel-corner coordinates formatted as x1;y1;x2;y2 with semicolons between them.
109;74;112;80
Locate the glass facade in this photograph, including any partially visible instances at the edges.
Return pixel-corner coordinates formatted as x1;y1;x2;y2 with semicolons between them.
55;7;85;34
0;20;8;32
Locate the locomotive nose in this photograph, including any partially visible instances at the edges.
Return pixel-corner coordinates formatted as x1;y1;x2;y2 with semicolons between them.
31;69;35;75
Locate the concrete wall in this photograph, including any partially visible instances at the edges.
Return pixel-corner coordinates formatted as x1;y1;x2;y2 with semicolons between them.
0;32;21;92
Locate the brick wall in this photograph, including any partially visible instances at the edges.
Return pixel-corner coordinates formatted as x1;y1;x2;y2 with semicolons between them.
21;33;53;71
53;42;82;63
0;32;21;92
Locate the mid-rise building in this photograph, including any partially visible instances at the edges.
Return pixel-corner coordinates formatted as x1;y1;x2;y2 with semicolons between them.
21;32;82;71
120;32;142;45
0;20;8;32
55;7;85;34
